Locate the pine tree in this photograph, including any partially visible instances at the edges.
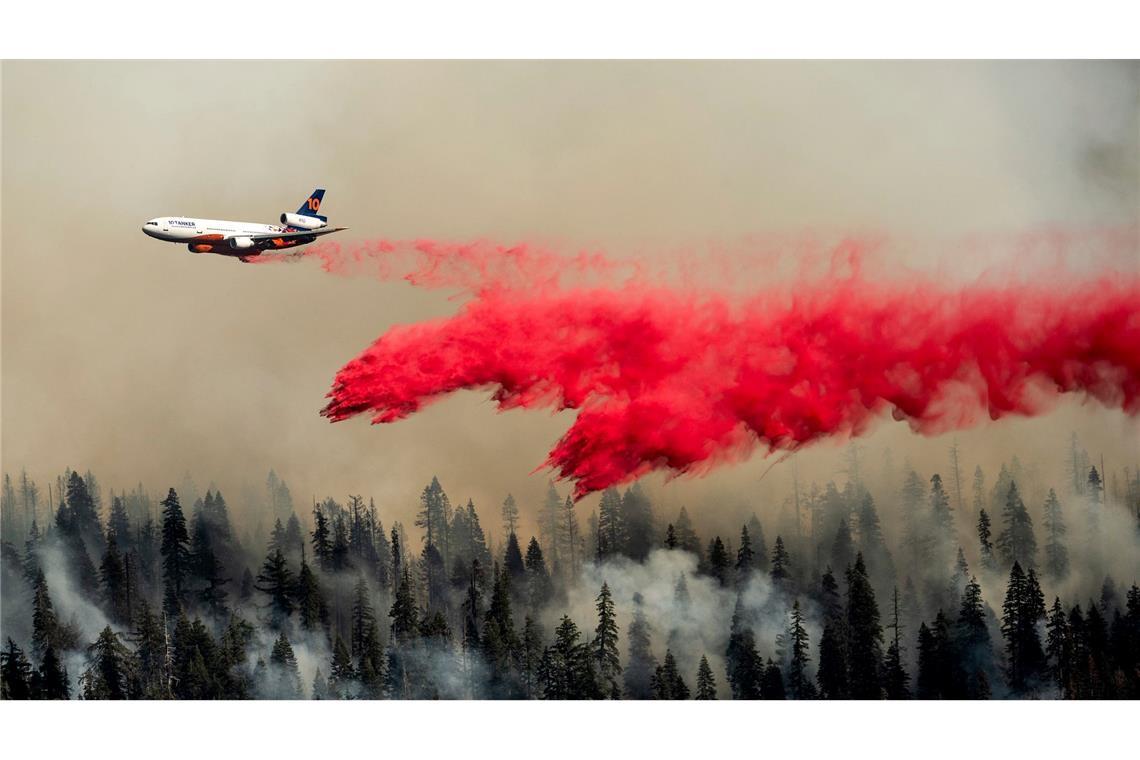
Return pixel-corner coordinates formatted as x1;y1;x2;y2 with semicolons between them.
160;488;190;619
651;650;689;699
80;626;134;700
501;493;520;539
597;487;623;559
786;599;817;698
955;575;994;697
295;553;329;632
1045;596;1070;696
267;632;302;699
735;524;756;586
695;654;717;699
845;554;883;698
725;596;762;699
1000;561;1046;693
996;482;1036;570
310;506;332;571
100;536;130;624
1042;489;1069;582
36;644;70;700
1;638;33;700
883;587;910;699
327;634;354;699
255;548;295;629
520;615;543;698
350;574;375;657
707;536;730;586
830;518;854;575
770;535;790;590
539;483;564;570
623;593;656;699
977;508;995;572
928;474;955;565
594;581;621;698
524;537;553;612
31;570;60;658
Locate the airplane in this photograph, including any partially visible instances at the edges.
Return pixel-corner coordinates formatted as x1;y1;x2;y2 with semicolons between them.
141;188;346;262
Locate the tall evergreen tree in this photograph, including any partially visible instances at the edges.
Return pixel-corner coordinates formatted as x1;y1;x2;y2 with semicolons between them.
1042;489;1069;582
770;535;790;590
623;593;656;699
255;548;295;629
883;587;910;699
80;626;134;700
707;536;730;586
593;581;621;698
266;632;302;699
695;654;717;699
160;488;190;619
785;599;817;699
725;596;762;699
845;553;883;698
996;482;1036;570
1000;561;1046;693
651;650;689;699
977;508;995;572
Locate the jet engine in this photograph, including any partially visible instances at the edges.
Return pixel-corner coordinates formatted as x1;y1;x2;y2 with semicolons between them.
280;212;326;230
228;237;255;250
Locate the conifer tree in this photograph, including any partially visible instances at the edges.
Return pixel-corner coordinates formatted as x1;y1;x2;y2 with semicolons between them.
996;482;1036;569
295;553;329;632
350;575;375;657
883;587;910;699
100;536;130;624
160;488;190;619
255;548;295;629
651;650;689;699
524;537;553;612
830;518;854;575
520;615;543;698
327;634;354;699
1000;561;1046;693
623;593;656;699
707;536;729;586
770;535;790;590
80;626;134;700
786;599;817;699
501;493;520;539
310;506;332;571
597;487;623;560
845;553;883;698
1;638;33;700
267;632;302;699
1045;596;1070;696
620;483;655;561
593;581;621;698
725;596;762;699
1042;489;1069;582
695;654;717;699
31;570;60;658
735;524;755;586
954;575;994;697
977;508;995;572
36;644;70;700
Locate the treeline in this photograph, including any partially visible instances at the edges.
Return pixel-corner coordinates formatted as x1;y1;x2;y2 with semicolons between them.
1;448;1139;700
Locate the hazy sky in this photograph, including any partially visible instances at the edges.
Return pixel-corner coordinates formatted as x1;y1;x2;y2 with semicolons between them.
2;61;1137;536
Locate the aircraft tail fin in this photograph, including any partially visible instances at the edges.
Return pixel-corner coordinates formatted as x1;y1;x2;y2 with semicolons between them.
296;189;328;222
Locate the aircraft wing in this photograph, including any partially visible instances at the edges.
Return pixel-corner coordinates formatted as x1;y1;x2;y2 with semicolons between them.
246;226;347;244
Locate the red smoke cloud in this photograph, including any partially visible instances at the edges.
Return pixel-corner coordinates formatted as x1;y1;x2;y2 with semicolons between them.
318;266;1140;498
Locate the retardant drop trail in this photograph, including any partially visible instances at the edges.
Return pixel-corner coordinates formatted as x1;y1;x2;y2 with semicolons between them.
320;275;1140;498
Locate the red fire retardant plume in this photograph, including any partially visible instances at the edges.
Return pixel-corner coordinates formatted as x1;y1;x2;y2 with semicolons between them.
321;275;1140;498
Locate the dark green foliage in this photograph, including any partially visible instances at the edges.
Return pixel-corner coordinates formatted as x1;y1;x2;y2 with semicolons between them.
725;596;762;699
785;599;817;699
524;537;553;612
977;508;995;571
266;632;302;699
295;554;328;632
770;535;790;590
996;482;1036;570
538;615;601;699
651;650;689;699
845;553;883;698
1042;489;1069;582
762;658;785;699
593;581;621;698
81;626;135;700
620;483;654;561
255;548;295;629
735;524;755;585
1001;561;1046;693
160;488;190;619
954;575;994;697
695;654;717;699
1;638;33;700
707;536;730;586
883;587;910;699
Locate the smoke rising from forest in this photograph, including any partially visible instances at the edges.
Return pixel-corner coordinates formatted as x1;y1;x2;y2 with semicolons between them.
2;61;1138;700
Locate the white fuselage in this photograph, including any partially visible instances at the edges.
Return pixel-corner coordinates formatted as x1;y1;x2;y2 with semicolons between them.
141;217;285;242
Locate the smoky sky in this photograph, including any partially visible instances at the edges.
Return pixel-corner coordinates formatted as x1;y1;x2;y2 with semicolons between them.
2;61;1138;538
